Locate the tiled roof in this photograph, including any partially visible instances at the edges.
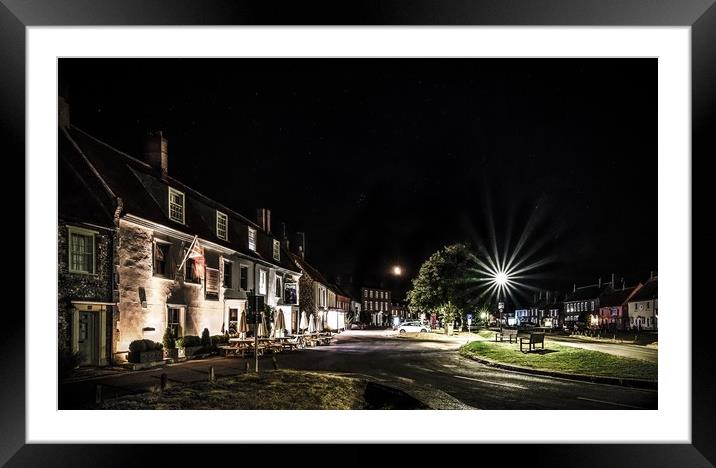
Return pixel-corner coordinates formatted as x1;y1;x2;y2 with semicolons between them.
629;277;657;302
63;125;300;273
599;286;640;307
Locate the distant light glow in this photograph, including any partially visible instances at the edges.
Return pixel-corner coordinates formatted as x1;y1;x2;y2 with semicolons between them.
392;266;403;276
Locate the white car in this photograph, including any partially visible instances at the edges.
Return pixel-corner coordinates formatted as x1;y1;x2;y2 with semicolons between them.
398;321;429;333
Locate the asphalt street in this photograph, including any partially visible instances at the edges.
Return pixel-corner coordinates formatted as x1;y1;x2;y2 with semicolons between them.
59;330;657;410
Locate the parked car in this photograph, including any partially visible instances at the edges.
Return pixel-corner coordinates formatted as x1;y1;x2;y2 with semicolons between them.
398;321;429;333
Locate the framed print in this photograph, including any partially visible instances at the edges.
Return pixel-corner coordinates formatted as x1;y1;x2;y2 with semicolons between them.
4;0;714;465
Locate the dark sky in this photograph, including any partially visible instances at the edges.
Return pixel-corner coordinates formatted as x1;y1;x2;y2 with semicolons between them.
59;58;657;303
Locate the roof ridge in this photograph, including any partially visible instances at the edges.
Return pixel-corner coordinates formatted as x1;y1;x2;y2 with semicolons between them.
71;125;262;230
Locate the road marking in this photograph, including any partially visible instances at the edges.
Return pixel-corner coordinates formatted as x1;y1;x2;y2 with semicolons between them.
441;364;457;368
576;397;645;409
455;375;527;389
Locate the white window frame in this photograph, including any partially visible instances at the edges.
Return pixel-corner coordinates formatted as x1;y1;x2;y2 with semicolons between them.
248;227;257;251
168;187;185;224
216;210;228;241
272;239;281;261
67;226;97;275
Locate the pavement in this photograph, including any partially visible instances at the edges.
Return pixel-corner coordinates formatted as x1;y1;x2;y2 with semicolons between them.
59;329;658;410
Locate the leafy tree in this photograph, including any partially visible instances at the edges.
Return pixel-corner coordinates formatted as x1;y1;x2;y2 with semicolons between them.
162;327;175;350
407;243;484;324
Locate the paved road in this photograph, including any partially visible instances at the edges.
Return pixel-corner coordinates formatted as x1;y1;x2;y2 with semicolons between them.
545;335;658;363
59;330;657;410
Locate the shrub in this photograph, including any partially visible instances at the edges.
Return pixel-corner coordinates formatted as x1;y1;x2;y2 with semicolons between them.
211;334;228;346
177;335;202;348
129;339;146;353
162;327;176;349
58;348;81;379
201;328;211;347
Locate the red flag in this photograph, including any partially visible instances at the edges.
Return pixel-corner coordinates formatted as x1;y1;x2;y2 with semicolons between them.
188;238;205;280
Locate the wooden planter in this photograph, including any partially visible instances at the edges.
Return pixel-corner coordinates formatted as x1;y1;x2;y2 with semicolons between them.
128;349;164;364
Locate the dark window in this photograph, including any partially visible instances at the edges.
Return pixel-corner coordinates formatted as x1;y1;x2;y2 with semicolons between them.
240;265;249;290
223;260;233;288
275;276;282;298
154;242;170;277
167;308;181;339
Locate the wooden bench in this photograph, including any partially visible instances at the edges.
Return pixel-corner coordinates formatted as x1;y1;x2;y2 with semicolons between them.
520;333;545;352
495;328;518;343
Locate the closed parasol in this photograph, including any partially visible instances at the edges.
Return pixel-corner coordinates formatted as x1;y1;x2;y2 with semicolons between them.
274;309;286;338
308;313;317;334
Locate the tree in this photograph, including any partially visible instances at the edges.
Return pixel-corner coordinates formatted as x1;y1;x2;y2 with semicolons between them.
407;243;484;324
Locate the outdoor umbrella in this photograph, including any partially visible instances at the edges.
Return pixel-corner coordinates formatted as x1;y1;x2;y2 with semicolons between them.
238;308;248;338
258;313;269;338
308;313;317;334
300;311;309;333
274;309;286;338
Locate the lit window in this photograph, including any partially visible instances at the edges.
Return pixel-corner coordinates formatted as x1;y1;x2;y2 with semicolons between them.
273;239;281;261
205;267;220;299
228;308;239;335
216;211;228;240
258;269;267;295
168;187;185;224
167;308;182;339
248;227;257;251
68;226;96;274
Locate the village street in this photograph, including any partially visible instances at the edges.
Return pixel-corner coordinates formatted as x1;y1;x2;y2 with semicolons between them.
60;330;657;410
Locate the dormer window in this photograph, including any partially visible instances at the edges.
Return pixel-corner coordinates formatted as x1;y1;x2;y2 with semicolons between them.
248;227;257;251
168;187;185;224
216;210;228;240
272;239;280;261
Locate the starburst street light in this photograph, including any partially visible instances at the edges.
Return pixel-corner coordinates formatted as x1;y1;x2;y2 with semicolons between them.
495;271;508;286
392;265;403;276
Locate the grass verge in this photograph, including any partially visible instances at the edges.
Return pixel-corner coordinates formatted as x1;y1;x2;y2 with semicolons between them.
98;370;369;410
460;341;657;381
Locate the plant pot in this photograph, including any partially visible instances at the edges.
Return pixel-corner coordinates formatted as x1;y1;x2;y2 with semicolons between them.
446;324;454;336
128;350;164;364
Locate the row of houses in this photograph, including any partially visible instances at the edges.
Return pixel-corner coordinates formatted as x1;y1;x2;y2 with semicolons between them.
57;98;368;367
511;273;658;331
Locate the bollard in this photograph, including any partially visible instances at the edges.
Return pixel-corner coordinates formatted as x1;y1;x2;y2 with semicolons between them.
209;366;215;382
160;373;168;392
95;384;103;405
271;355;278;370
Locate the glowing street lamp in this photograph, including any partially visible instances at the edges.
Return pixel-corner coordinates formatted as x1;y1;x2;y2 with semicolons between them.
392;265;403;276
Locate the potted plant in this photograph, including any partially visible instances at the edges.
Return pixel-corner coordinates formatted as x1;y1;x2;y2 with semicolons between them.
163;327;178;360
177;335;203;358
128;339;164;364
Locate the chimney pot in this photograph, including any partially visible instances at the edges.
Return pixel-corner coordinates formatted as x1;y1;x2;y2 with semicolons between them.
256;208;272;233
142;131;168;179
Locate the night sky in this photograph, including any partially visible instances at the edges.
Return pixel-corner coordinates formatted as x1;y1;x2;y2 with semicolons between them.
59;58;657;303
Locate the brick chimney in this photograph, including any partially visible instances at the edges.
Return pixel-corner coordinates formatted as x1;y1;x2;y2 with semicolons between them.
296;232;306;259
142;131;168;179
256;208;271;233
280;222;289;249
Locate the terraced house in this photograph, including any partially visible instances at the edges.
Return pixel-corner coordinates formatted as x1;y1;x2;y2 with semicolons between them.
57;98;302;365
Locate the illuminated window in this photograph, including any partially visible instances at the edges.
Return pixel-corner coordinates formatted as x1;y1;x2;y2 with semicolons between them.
168;187;185;224
167;307;182;339
216;211;228;240
258;269;267;295
228;308;239;334
248;227;257;251
68;226;95;274
273;239;281;261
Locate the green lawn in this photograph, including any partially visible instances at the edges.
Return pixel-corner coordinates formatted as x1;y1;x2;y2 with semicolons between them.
460;341;657;380
98;370;369;410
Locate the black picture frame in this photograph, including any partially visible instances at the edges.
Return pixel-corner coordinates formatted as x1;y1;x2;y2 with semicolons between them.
4;0;712;465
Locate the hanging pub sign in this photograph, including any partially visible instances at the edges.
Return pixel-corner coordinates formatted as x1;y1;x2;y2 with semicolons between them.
284;282;298;305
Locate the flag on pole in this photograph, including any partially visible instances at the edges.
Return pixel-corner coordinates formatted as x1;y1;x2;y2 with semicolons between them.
188;237;205;280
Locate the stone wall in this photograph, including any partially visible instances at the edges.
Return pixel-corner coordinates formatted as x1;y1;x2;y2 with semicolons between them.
115;219;229;358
